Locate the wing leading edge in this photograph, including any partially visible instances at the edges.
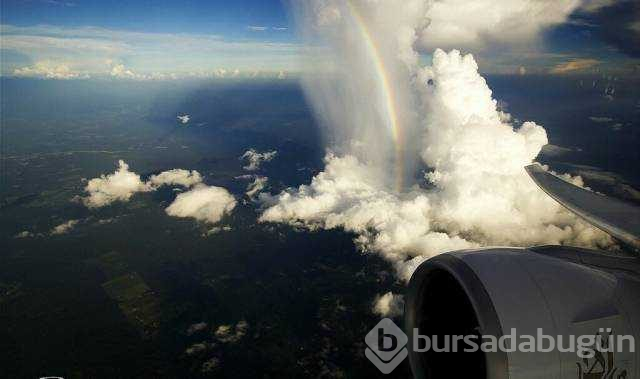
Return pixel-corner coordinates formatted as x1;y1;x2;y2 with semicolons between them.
525;163;640;251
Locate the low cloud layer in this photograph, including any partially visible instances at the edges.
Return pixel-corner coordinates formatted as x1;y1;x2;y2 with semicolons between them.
13;61;89;80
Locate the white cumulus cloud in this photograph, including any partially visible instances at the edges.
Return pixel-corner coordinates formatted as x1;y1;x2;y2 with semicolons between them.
83;161;236;225
148;169;202;188
83;160;151;208
214;320;248;343
372;292;404;318
109;63;140;79
50;219;80;235
165;184;237;224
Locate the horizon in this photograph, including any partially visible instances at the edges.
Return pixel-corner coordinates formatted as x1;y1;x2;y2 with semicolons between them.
2;0;640;79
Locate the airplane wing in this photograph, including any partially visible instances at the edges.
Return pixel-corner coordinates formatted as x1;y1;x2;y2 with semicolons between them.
525;163;640;251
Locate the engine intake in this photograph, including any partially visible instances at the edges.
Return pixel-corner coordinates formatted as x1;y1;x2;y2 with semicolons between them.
405;247;640;379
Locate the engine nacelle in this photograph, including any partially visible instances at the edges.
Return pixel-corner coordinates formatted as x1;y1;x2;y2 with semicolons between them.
405;246;640;379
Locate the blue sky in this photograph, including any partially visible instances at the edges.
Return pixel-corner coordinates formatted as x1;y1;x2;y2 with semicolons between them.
1;0;300;78
1;0;639;79
1;0;291;36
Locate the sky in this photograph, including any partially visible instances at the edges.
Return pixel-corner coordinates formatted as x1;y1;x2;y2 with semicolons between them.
1;0;639;79
1;0;299;79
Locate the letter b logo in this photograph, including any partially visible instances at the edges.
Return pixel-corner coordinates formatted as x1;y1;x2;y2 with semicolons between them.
379;327;398;352
365;318;408;374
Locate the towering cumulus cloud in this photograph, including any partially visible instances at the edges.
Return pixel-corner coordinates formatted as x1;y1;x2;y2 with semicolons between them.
260;0;611;281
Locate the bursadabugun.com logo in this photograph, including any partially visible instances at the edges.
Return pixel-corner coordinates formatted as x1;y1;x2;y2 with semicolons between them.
365;318;636;374
365;318;409;374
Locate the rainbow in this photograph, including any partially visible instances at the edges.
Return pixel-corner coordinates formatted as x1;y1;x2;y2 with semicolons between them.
347;1;404;192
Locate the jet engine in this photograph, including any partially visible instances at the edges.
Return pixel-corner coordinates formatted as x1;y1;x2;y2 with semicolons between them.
405;165;640;379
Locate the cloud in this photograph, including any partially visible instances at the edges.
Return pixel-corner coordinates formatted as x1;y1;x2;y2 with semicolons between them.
14;230;35;238
186;322;208;335
261;9;612;282
573;0;640;58
203;225;232;236
303;0;633;75
13;61;88;79
589;116;614;123
201;357;221;372
240;149;277;171
579;0;616;13
165;184;237;224
372;292;404;318
418;0;584;51
214;320;248;343
1;24;301;77
540;144;578;157
550;59;601;74
259;153;479;280
109;63;138;79
185;342;212;355
213;68;227;78
273;27;288;31
246;176;268;200
148;169;202;188
108;61;182;80
83;160;151;208
50;219;79;235
247;26;268;31
82;161;236;225
41;0;76;7
566;164;640;202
